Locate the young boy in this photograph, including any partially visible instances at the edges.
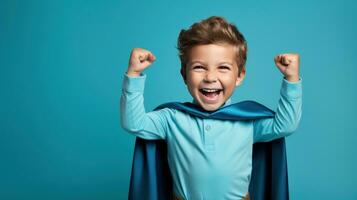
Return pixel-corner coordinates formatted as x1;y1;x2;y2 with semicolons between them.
120;16;302;200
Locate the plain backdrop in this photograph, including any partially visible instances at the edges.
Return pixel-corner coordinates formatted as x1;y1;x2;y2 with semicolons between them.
1;0;357;199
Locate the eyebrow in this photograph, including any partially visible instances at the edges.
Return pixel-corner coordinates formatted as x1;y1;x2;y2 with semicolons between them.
189;60;206;65
189;61;233;66
218;62;233;66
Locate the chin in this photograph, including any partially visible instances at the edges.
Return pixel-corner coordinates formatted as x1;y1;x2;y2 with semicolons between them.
197;101;224;111
202;106;220;111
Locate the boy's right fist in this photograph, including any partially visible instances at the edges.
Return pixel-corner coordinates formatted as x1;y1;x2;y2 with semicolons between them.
127;48;156;77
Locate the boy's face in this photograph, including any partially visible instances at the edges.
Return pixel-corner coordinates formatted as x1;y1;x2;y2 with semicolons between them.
183;43;246;111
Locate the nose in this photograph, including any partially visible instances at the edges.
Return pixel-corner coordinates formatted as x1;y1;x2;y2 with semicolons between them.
203;70;218;82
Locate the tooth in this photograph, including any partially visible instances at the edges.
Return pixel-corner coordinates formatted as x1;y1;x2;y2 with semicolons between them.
201;88;220;92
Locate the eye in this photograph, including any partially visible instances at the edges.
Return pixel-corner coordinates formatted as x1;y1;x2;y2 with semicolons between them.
192;65;205;70
219;66;230;70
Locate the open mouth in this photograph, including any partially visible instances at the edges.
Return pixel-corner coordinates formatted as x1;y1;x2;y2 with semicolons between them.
199;88;223;102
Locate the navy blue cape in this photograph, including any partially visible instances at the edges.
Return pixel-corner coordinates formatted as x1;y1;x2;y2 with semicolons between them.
128;101;289;200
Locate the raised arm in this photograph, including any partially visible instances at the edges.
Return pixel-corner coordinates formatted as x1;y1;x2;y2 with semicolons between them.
253;53;302;143
253;77;302;143
120;48;170;140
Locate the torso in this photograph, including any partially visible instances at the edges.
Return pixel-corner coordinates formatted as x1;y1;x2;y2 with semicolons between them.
165;110;254;199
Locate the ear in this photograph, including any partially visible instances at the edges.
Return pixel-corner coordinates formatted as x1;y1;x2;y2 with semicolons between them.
235;67;246;86
180;67;187;84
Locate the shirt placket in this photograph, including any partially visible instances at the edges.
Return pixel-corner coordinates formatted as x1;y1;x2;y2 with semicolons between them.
203;119;215;152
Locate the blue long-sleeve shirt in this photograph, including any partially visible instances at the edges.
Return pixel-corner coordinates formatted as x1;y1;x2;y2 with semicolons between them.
120;73;302;200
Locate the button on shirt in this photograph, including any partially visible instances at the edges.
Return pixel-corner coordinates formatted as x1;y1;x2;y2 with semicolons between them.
120;73;302;200
205;124;211;131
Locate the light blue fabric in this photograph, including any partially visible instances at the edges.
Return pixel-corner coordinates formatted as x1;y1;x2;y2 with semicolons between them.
120;73;302;199
127;102;288;200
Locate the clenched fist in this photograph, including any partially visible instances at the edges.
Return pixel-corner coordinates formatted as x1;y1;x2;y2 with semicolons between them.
274;53;300;82
127;48;156;77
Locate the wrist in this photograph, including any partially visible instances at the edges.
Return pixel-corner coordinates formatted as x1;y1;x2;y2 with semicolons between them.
284;75;300;82
126;70;142;77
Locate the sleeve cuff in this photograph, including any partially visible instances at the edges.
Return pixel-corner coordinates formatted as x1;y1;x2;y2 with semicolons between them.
122;73;147;93
280;76;302;99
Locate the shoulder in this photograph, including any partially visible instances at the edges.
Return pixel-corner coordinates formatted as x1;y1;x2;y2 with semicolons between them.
155;106;202;124
154;107;177;115
149;107;178;121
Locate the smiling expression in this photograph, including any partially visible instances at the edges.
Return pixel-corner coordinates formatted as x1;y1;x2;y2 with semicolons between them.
183;43;246;111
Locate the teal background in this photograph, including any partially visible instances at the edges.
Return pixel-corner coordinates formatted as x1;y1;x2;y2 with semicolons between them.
1;0;357;199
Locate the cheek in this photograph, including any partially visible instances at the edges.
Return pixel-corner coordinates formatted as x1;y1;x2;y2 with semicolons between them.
220;78;238;95
220;75;237;86
185;78;199;94
186;74;201;87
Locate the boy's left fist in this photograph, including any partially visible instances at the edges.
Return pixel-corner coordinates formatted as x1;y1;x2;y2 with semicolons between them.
274;53;300;82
